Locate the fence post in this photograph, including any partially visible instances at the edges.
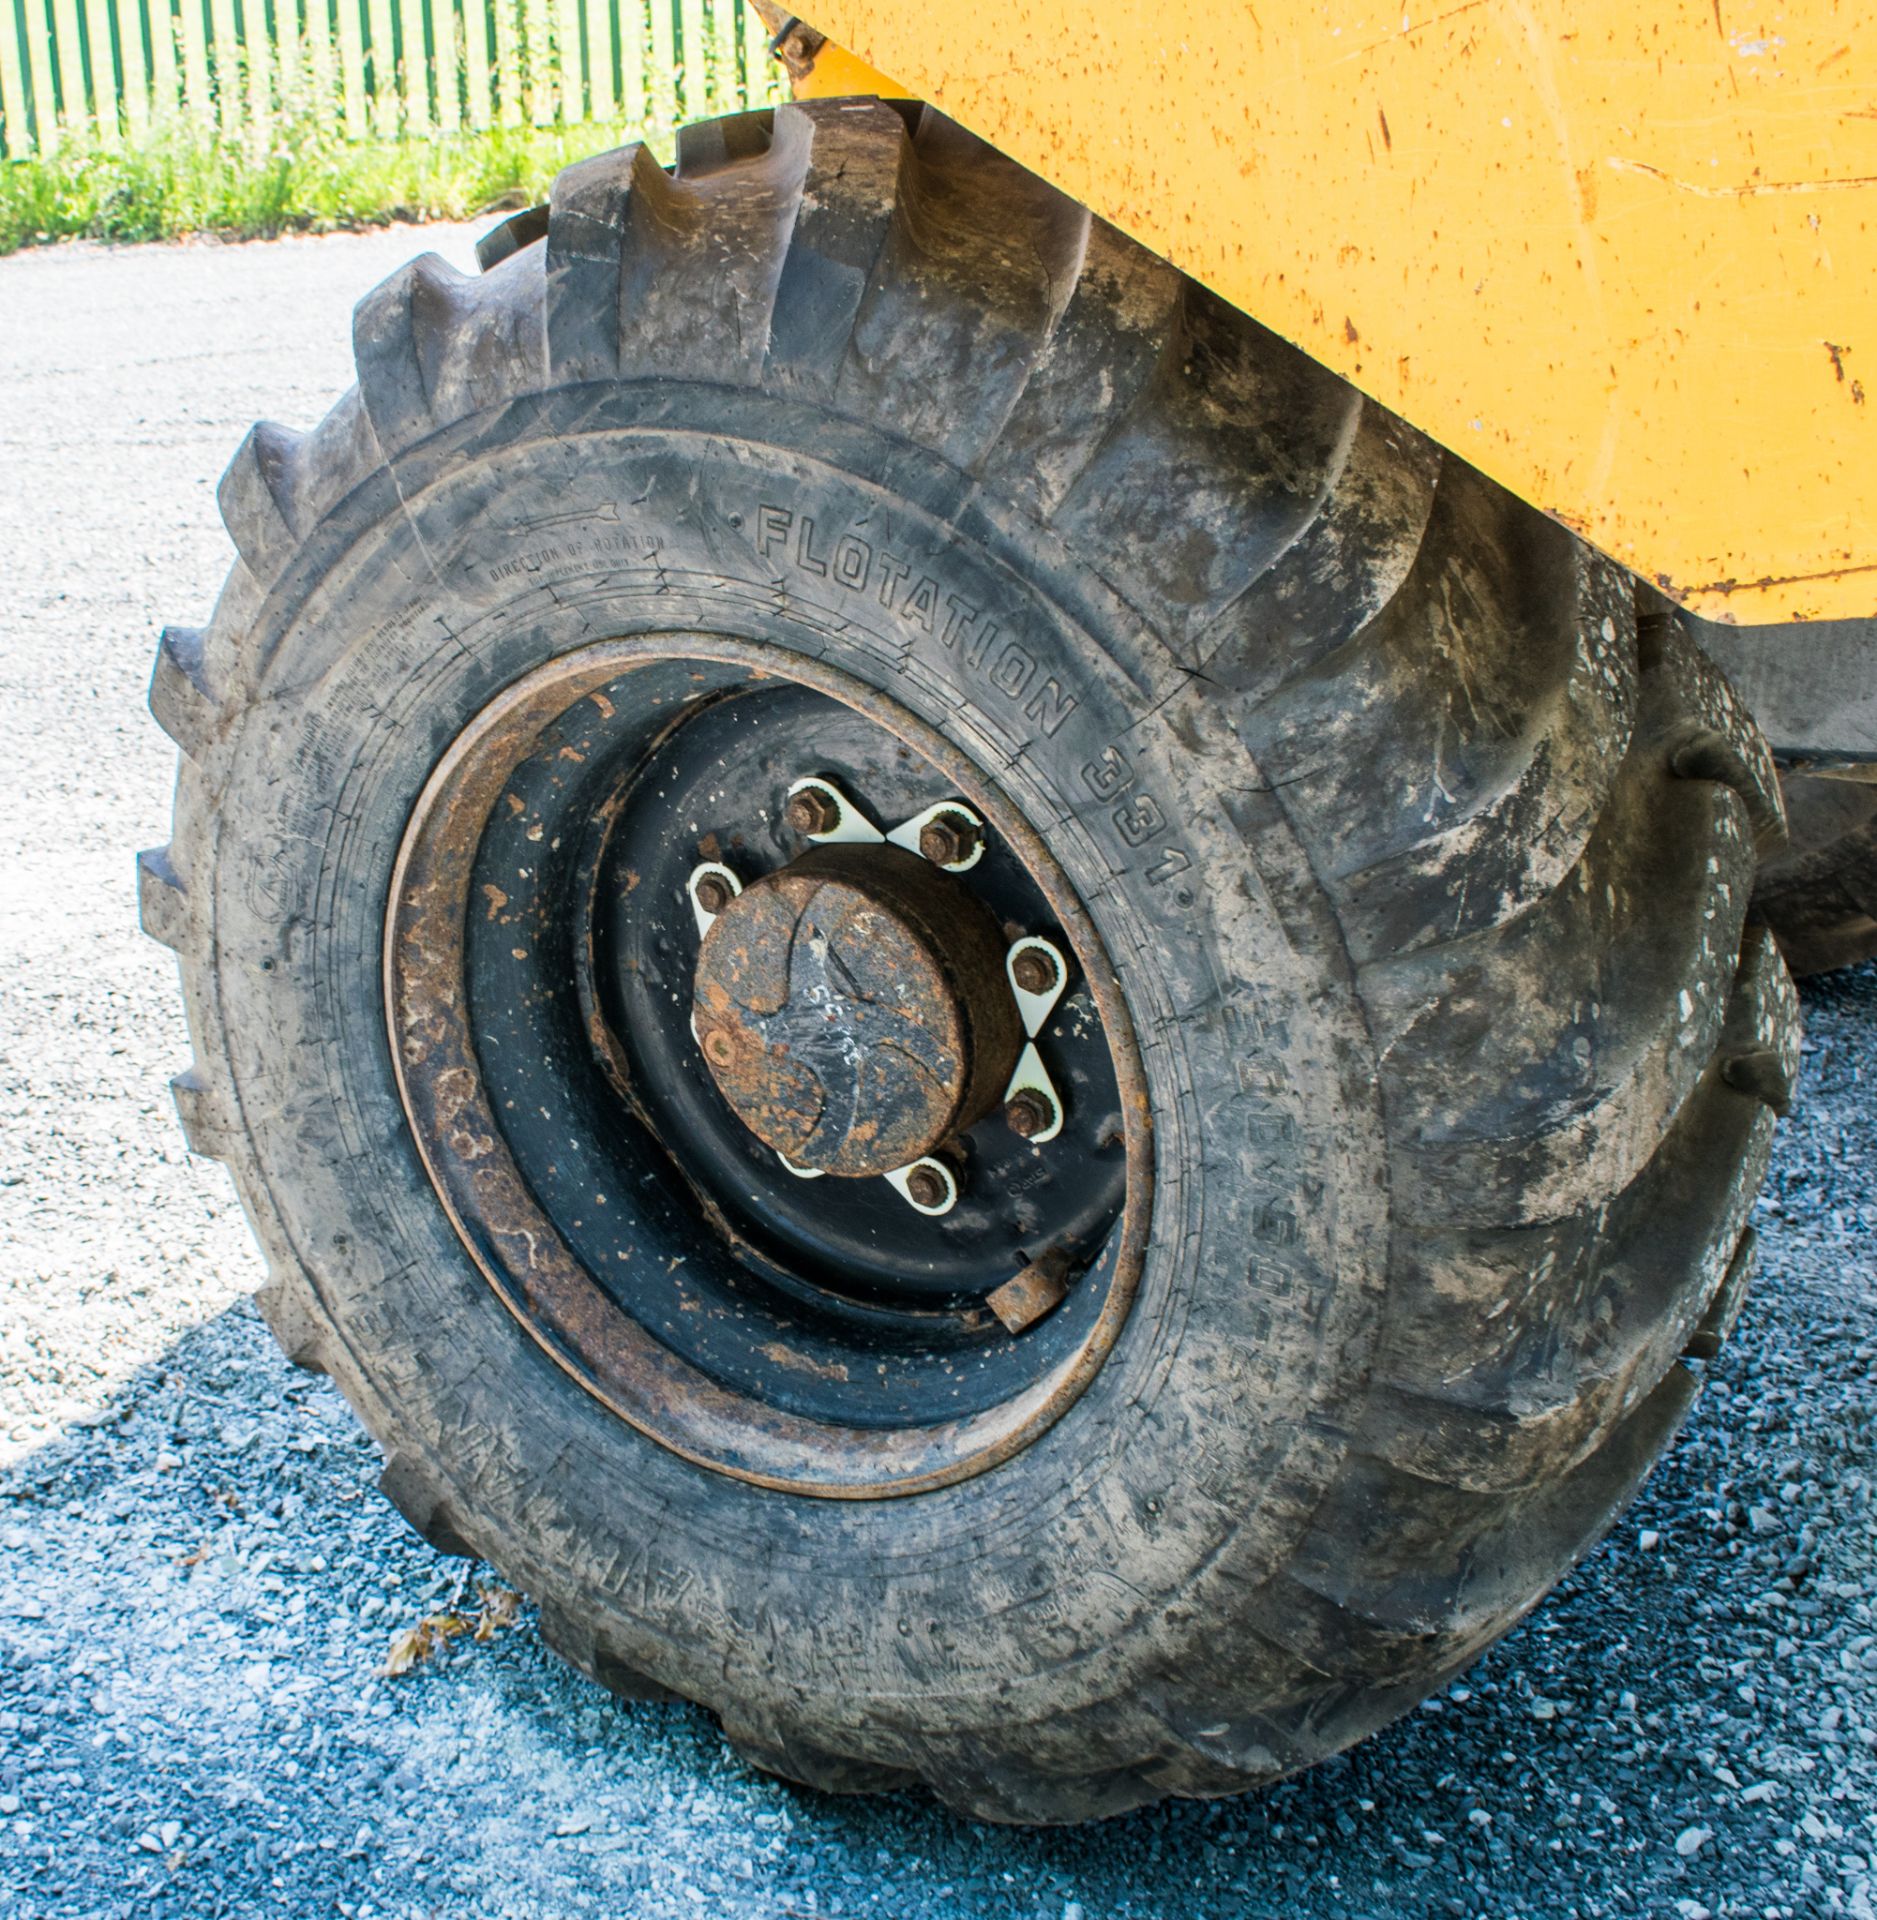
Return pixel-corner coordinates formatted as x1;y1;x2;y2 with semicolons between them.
19;0;58;152
647;0;671;134
0;3;33;154
361;0;391;131
204;0;238;133
81;0;121;144
461;0;490;129
274;0;300;117
393;0;424;129
675;0;700;118
621;0;646;139
582;0;611;124
490;0;516;125
47;0;86;141
554;0;579;123
430;0;456;129
302;0;332;123
244;0;273;140
112;0;148;135
147;0;179;119
739;0;765;113
333;0;364;134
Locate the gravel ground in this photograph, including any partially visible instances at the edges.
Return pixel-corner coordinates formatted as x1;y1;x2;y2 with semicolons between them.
1;225;1873;1920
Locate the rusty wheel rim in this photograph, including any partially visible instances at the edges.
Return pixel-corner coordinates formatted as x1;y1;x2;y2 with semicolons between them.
385;635;1151;1497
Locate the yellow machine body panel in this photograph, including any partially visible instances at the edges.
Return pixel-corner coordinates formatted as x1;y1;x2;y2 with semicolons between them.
792;2;1875;624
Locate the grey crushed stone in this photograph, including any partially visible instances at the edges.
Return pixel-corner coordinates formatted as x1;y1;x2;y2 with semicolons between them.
0;223;1873;1920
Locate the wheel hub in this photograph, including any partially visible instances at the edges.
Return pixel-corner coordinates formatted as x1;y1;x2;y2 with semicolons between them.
692;845;1020;1178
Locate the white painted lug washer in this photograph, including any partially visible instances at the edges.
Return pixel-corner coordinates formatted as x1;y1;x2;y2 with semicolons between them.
686;860;743;937
886;799;987;872
884;1157;959;1216
784;776;884;845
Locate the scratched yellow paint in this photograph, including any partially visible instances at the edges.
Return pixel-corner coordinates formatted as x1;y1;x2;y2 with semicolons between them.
796;3;1875;623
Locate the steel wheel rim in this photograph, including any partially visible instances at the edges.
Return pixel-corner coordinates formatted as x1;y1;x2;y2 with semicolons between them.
385;633;1152;1497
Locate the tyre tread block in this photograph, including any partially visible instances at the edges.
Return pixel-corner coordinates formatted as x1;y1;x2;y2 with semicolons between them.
536;1600;682;1702
169;1063;235;1161
1282;1366;1696;1665
672;106;778;180
1187;400;1442;707
719;1714;919;1797
971;215;1183;518
1684;1225;1759;1360
834;113;1091;471
1364;756;1755;1228
1046;283;1360;653
148;626;216;759
216;420;306;586
377;1451;479;1559
474;202;550;274
1719;921;1804;1113
136;844;190;952
1241;468;1637;962
1367;1038;1775;1491
355;252;548;459
544;145;647;386
1754;772;1877;974
254;1272;332;1375
764;99;914;400
617;116;812;389
1649;606;1788;855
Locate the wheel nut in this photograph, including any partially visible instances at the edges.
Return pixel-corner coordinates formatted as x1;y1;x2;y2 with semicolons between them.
1010;947;1059;995
918;811;982;866
1005;1090;1056;1140
785;787;841;836
906;1164;950;1209
693;874;731;914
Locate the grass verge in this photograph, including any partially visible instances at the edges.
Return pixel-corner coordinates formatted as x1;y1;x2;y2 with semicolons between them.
0;118;641;256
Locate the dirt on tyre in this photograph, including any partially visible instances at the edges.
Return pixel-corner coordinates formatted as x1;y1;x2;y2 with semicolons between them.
140;101;1801;1822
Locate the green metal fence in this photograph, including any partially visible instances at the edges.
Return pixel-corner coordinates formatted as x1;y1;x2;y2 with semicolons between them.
0;0;782;157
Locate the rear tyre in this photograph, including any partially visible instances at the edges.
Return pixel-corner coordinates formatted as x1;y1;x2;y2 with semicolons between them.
1754;772;1877;975
141;102;1797;1821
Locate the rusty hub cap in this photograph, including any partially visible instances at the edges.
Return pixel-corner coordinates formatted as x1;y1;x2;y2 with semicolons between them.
693;846;1020;1177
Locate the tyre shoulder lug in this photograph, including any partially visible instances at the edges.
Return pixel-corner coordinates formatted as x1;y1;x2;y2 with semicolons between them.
1721;1047;1794;1116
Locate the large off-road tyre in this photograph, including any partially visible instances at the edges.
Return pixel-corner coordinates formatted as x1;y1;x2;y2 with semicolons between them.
142;102;1801;1822
1754;771;1877;976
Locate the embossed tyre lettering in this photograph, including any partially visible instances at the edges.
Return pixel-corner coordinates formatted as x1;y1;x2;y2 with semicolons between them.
145;102;1794;1822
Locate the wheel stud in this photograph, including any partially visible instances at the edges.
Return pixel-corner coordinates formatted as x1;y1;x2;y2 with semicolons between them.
693;873;733;915
785;787;841;836
1010;947;1059;996
906;1164;948;1208
1005;1089;1056;1140
885;1153;961;1215
918;810;982;867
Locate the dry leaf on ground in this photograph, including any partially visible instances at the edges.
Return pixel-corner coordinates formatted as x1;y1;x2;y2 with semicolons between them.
381;1585;522;1677
473;1586;521;1643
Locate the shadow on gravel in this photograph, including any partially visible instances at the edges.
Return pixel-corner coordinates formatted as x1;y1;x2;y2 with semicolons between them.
2;971;1874;1920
